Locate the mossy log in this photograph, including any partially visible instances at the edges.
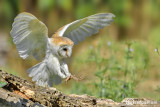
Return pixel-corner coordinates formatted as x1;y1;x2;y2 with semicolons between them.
0;70;159;107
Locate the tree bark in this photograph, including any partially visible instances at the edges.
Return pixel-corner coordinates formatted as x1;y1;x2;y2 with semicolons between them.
0;70;159;107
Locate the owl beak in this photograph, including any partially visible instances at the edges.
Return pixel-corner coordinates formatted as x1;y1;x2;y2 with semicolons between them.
66;54;69;57
66;51;69;57
66;50;72;57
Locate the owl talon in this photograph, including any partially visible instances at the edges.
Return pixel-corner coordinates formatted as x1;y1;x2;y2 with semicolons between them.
65;75;83;82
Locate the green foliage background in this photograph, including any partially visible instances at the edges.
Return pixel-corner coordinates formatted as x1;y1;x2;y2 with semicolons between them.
0;0;160;101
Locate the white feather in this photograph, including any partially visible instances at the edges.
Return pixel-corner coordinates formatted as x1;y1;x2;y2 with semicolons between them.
57;13;115;44
10;12;48;60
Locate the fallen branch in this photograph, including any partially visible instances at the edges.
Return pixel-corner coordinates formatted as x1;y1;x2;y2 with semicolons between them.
0;70;159;107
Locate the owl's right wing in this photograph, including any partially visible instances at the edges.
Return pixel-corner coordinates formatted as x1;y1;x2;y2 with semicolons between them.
54;13;115;45
10;12;48;60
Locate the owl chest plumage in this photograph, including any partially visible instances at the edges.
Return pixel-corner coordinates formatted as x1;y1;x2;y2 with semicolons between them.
45;52;60;75
44;42;70;78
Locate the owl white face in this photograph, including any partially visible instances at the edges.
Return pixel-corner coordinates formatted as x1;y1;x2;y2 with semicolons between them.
58;45;73;58
48;37;74;59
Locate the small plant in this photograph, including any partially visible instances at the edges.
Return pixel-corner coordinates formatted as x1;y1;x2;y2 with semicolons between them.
69;38;151;102
86;40;137;101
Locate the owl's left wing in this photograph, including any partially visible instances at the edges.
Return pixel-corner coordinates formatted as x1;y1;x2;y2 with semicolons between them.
10;12;48;60
53;13;115;45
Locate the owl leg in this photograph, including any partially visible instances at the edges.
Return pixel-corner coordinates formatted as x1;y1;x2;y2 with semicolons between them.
65;74;83;82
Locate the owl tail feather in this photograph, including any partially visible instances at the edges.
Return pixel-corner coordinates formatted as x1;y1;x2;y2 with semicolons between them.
27;61;62;87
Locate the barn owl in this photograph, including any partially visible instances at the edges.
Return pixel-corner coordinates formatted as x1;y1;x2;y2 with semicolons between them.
10;12;115;87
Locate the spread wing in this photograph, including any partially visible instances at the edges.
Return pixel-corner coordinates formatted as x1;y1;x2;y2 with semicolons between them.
54;13;115;45
10;12;48;60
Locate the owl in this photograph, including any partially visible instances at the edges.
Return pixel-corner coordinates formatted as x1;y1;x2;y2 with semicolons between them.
10;12;115;87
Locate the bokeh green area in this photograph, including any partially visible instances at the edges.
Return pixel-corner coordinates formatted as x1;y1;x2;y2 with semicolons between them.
0;0;160;102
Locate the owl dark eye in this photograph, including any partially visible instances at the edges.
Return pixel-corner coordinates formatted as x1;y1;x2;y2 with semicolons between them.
63;48;67;51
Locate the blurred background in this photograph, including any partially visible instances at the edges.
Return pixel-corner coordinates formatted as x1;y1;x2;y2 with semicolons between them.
0;0;160;102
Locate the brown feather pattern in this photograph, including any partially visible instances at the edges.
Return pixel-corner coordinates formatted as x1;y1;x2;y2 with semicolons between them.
51;37;74;46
